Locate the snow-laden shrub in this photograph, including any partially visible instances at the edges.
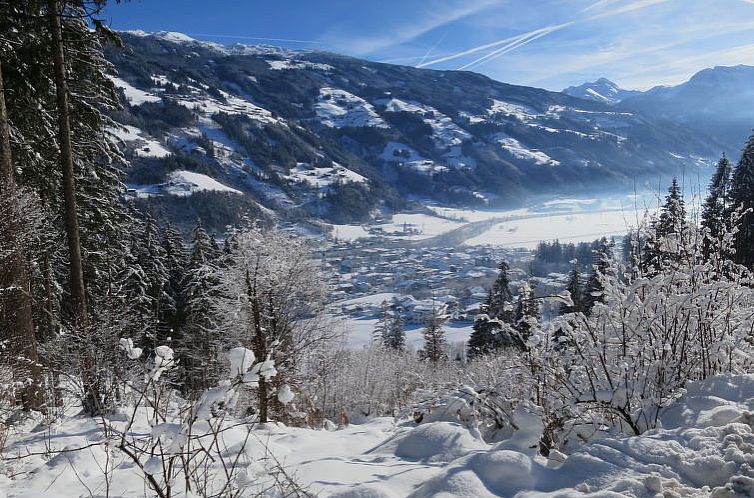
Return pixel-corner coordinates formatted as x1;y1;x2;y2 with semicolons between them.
542;219;754;440
109;341;288;497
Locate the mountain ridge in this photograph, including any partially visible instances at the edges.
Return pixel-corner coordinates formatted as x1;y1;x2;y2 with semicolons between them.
105;31;727;230
563;78;642;105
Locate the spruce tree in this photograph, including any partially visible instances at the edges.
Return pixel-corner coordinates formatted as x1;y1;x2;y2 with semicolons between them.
584;237;614;314
729;132;754;269
560;262;583;315
512;282;540;349
643;178;688;274
383;310;406;350
373;301;391;344
487;261;514;321
179;220;221;396
0;56;45;410
161;223;188;339
701;155;732;258
419;303;447;363
467;312;501;359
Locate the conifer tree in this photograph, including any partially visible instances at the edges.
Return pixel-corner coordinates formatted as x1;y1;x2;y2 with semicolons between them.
584;237;614;314
486;261;514;322
643;178;688;275
701;154;732;258
512;282;540;349
467;313;501;359
560;262;583;315
419;303;447;363
0;56;45;410
383;310;406;350
178;220;221;396
160;223;188;339
373;301;391;344
729;132;754;269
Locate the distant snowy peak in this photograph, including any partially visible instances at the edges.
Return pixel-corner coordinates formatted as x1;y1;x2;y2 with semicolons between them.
563;78;641;105
118;30;306;58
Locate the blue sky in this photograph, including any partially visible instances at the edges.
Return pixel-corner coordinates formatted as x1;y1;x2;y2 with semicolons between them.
103;0;754;91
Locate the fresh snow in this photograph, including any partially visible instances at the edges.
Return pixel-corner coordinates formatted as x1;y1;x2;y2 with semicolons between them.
315;87;387;128
5;374;754;497
109;75;162;105
488;99;540;121
286;162;367;189
131;170;242;198
465;209;639;248
379;142;448;173
266;59;333;72
330;224;371;241
380;98;471;150
495;135;559;166
165;170;242;196
107;124;171;158
332;315;475;349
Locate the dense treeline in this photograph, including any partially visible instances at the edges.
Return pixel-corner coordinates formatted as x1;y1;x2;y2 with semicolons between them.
530;239;601;275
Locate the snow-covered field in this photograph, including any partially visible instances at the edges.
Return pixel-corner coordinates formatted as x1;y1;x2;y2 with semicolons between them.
4;374;754;497
465;209;640;249
130;170;242;197
330;194;656;248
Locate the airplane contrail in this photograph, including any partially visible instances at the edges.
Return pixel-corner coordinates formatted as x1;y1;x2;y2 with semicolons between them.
417;31;534;67
418;32;448;67
458;23;572;70
418;0;670;69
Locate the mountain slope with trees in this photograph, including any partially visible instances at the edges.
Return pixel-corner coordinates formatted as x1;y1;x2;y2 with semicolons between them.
105;32;725;228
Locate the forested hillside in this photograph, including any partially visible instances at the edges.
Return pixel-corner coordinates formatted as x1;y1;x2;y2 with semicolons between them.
105;31;724;229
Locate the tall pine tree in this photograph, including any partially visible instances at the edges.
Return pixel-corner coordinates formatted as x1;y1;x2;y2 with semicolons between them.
584;237;614;314
701;154;732;258
729;132;754;269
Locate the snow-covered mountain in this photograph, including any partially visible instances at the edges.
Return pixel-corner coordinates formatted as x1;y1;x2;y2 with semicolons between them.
562;78;641;105
105;32;726;230
619;65;754;149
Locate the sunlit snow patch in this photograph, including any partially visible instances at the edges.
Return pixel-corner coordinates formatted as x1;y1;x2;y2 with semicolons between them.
315;87;387;128
109;76;161;106
495;135;559;166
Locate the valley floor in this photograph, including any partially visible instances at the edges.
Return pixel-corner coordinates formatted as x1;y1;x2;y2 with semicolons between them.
2;374;753;497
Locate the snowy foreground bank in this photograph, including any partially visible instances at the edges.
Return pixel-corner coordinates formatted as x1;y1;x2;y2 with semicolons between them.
2;374;754;497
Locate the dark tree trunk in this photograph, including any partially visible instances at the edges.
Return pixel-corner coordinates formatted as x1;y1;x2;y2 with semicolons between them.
48;0;87;319
0;59;45;411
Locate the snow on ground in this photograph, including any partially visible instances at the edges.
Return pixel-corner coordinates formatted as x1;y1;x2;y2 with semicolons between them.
494;134;559;166
426;205;533;223
465;209;639;249
286;162;367;189
165;170;242;196
4;374;754;497
315;88;388;128
108;124;171;158
379;142;448;173
378;213;463;240
175;88;279;126
109;76;162;105
266;59;333;71
331;224;371;241
379;98;471;149
333;316;474;349
133;138;171;158
488;99;540;121
131;170;241;198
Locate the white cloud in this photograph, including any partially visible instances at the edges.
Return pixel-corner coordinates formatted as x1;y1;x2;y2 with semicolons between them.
327;0;499;55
